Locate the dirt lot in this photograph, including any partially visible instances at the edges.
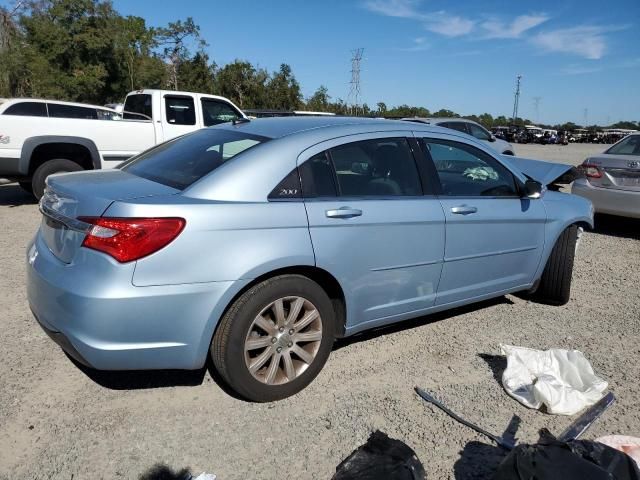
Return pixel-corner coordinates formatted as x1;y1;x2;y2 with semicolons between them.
0;143;638;480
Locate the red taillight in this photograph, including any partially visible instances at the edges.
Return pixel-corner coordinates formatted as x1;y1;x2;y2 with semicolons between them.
79;217;186;263
579;163;602;179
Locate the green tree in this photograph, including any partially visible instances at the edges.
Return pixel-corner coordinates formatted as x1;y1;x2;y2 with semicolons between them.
306;85;331;111
156;17;205;90
177;51;215;93
213;60;269;108
265;63;301;110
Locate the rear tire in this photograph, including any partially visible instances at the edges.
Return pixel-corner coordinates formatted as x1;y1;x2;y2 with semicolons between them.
534;225;578;305
211;275;335;402
31;159;83;200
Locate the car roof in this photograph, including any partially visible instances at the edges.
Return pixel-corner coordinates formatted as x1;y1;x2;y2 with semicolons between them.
401;117;478;125
0;97;117;111
215;116;439;139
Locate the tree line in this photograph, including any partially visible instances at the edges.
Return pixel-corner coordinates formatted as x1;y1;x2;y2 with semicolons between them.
0;0;637;132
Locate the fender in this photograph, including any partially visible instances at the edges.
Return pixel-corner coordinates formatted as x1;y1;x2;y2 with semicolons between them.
532;191;594;282
19;136;102;175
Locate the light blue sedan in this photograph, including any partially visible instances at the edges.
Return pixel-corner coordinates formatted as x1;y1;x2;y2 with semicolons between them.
27;117;593;401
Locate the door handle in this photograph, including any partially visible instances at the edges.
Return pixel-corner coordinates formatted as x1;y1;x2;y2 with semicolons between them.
325;207;363;219
451;205;478;215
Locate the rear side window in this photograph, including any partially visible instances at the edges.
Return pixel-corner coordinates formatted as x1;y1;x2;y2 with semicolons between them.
121;129;269;190
201;98;241;126
300;138;422;197
3;102;47;117
606;135;640;155
467;123;491;141
123;94;152;120
422;139;518;197
165;96;195;125
442;122;469;134
48;103;97;119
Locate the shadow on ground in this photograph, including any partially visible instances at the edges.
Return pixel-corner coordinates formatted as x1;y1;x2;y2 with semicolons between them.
453;415;519;479
334;296;514;351
592;213;640;240
138;464;192;480
66;296;514;395
478;353;507;386
0;183;37;206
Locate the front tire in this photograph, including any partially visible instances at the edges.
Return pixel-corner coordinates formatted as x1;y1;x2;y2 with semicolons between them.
211;275;335;402
31;159;83;200
534;225;578;305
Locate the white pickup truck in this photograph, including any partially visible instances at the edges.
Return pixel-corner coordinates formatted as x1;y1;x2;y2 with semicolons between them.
0;89;245;198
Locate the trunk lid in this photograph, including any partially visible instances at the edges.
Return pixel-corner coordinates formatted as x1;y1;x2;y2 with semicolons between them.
40;169;180;263
584;154;640;192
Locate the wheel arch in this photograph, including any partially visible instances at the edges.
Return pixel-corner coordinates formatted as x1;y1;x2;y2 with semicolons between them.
20;136;101;175
194;265;348;369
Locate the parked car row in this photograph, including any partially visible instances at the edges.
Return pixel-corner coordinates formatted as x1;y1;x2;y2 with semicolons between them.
572;133;640;218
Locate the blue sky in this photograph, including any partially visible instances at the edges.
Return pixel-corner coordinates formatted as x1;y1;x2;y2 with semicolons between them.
10;0;640;124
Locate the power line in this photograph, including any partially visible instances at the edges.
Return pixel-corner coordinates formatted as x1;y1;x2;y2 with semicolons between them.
348;48;364;116
532;96;542;124
511;75;522;125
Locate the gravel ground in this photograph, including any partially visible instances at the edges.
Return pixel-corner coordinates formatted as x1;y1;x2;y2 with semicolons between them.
0;143;638;480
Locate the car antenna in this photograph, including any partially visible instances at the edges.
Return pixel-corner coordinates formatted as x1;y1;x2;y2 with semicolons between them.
232;117;251;125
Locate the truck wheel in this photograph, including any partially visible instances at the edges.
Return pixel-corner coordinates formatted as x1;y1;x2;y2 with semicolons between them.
18;182;33;194
32;159;82;200
534;225;578;306
211;275;335;402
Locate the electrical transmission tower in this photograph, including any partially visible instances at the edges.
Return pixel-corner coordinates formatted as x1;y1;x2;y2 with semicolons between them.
533;96;542;124
348;48;364;116
511;75;522;125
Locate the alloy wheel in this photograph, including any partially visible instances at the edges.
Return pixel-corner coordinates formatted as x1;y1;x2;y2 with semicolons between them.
244;296;323;385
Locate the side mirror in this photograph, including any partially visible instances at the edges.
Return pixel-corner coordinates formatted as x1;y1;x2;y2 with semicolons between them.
489;134;497;142
522;179;543;199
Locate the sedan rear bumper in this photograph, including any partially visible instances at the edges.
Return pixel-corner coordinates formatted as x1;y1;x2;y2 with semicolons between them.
26;234;245;370
572;179;640;219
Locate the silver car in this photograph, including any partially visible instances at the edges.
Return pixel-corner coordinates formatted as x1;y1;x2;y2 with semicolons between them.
27;117;591;402
402;117;515;155
572;133;640;218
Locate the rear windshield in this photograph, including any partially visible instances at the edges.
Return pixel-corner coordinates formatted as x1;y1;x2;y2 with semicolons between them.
605;135;640;156
120;128;269;190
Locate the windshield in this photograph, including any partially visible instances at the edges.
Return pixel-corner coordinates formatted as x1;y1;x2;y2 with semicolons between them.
605;135;640;156
120;128;269;190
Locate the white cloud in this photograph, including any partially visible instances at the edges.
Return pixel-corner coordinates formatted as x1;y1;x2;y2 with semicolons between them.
481;14;549;39
399;36;430;51
425;12;475;37
363;0;423;19
531;26;611;60
363;1;475;37
560;57;640;75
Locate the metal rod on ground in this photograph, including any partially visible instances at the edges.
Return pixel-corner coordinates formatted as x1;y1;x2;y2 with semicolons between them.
415;386;516;450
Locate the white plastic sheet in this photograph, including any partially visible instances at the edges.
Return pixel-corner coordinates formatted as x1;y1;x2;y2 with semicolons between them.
500;344;608;416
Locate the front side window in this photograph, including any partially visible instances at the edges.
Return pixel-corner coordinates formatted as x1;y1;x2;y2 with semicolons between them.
48;103;98;119
606;135;640;156
300;138;422;197
201;98;241;126
165;96;195;125
423;139;518;197
3;102;47;117
467;123;492;141
121;129;268;190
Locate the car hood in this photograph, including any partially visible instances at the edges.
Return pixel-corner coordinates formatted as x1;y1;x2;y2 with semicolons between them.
501;155;578;186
